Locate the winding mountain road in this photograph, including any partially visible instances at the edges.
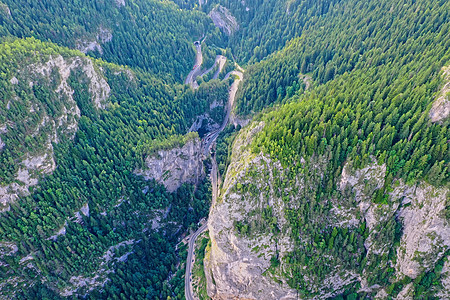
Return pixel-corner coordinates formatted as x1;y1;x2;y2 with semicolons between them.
185;41;203;89
184;42;244;300
197;55;226;80
184;222;208;300
186;42;227;90
212;55;227;80
202;70;243;155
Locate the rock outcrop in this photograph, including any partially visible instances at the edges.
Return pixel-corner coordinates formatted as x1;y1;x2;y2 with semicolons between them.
60;239;138;297
134;137;205;192
33;55;110;109
189;114;221;133
0;54;110;210
437;258;450;299
429;65;450;123
206;121;450;299
209;5;239;36
0;2;10;17
76;27;113;55
395;183;449;279
339;161;450;290
206;122;298;300
114;0;125;7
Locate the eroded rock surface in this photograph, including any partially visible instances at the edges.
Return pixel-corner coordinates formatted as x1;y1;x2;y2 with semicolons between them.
115;0;125;7
0;54;110;209
429;65;450;123
395;183;449;279
135;137;205;192
34;55;110;109
190;114;221;133
206;122;297;300
340;161;449;293
76;27;113;55
206;121;450;298
209;5;239;35
0;2;10;17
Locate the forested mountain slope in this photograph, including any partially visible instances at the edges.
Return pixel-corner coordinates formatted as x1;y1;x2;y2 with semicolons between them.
0;0;448;299
0;0;236;297
208;58;450;297
234;0;450;116
0;37;214;299
0;0;222;81
199;0;340;62
203;0;450;299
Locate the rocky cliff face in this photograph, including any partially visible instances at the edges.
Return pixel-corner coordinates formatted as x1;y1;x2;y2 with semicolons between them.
134;137;205;192
206;121;450;299
33;55;110;110
206;122;297;300
209;5;239;36
429;66;450;123
0;2;10;17
339;161;449;295
0;54;110;210
394;183;449;279
76;26;113;55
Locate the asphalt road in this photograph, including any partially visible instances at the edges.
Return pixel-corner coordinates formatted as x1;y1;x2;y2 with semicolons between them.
184;222;208;300
202;70;243;155
185;42;203;89
197;55;225;80
184;46;244;300
185;71;244;299
212;56;226;80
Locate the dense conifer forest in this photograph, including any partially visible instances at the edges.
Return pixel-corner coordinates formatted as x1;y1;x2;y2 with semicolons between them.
0;0;448;299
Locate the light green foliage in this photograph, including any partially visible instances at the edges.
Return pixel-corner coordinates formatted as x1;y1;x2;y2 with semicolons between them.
235;0;450;116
